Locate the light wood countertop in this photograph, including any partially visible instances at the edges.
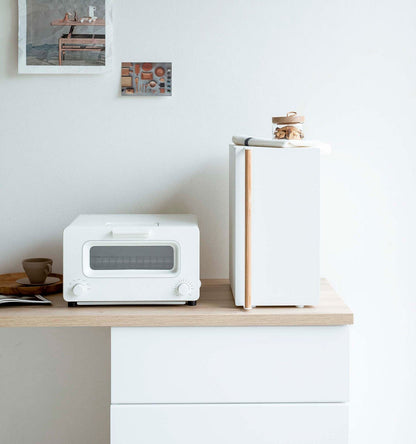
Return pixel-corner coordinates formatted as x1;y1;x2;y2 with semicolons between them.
0;279;353;328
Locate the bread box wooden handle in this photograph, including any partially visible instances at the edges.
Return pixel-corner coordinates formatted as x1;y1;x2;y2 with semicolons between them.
245;148;252;310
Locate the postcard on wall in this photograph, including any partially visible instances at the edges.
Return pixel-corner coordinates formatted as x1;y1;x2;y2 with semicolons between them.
18;0;113;74
121;63;172;96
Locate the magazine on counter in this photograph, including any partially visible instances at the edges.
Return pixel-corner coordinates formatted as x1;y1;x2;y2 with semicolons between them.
0;294;51;305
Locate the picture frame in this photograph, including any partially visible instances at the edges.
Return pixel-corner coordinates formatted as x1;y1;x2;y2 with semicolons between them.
121;62;172;96
18;0;113;74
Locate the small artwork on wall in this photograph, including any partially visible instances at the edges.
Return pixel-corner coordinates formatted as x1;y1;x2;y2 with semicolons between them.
121;63;172;96
18;0;113;74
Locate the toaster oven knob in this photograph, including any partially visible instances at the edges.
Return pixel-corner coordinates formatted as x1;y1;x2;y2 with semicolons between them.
177;283;191;297
72;283;88;297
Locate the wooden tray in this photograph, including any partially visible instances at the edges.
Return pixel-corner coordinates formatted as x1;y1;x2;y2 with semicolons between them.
0;273;63;296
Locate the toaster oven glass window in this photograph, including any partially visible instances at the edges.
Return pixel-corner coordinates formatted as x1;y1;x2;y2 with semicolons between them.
89;246;175;270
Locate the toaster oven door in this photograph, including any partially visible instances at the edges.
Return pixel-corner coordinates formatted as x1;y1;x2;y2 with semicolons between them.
82;241;180;278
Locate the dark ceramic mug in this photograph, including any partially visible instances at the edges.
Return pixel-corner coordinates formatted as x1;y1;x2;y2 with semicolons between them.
22;258;53;284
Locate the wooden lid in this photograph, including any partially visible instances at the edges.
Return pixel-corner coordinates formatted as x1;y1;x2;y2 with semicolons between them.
272;112;304;124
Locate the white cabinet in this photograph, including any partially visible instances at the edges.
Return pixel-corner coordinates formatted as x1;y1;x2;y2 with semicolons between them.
111;403;349;444
111;325;350;443
111;326;349;404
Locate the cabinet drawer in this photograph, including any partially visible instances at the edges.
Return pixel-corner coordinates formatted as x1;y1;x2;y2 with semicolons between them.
111;403;349;444
111;326;349;403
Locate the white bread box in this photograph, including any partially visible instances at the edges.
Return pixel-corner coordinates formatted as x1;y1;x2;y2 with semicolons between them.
229;144;320;309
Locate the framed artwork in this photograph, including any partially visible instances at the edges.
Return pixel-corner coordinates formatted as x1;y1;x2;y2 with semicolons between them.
18;0;113;74
121;63;172;96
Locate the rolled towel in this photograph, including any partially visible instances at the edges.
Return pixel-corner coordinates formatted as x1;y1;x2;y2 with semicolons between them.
232;135;331;155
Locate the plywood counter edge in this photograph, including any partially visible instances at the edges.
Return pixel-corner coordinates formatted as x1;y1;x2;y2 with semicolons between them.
0;279;353;328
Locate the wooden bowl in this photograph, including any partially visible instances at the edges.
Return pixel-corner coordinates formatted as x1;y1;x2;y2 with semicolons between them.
0;273;63;296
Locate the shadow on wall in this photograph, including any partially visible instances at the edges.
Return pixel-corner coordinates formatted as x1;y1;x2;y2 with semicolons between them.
134;161;229;278
0;326;110;444
2;236;63;275
7;0;18;77
0;161;229;277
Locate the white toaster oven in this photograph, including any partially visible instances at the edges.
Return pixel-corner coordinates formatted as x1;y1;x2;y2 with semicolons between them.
63;214;200;306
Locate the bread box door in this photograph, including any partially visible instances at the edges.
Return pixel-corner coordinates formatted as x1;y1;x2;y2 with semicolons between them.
229;145;320;308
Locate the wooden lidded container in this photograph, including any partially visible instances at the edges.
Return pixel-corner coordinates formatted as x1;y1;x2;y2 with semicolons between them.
272;112;304;140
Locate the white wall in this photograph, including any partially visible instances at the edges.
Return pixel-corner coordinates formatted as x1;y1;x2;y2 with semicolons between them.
1;0;415;443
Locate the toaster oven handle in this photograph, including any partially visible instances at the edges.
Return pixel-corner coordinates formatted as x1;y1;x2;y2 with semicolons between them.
111;226;154;239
